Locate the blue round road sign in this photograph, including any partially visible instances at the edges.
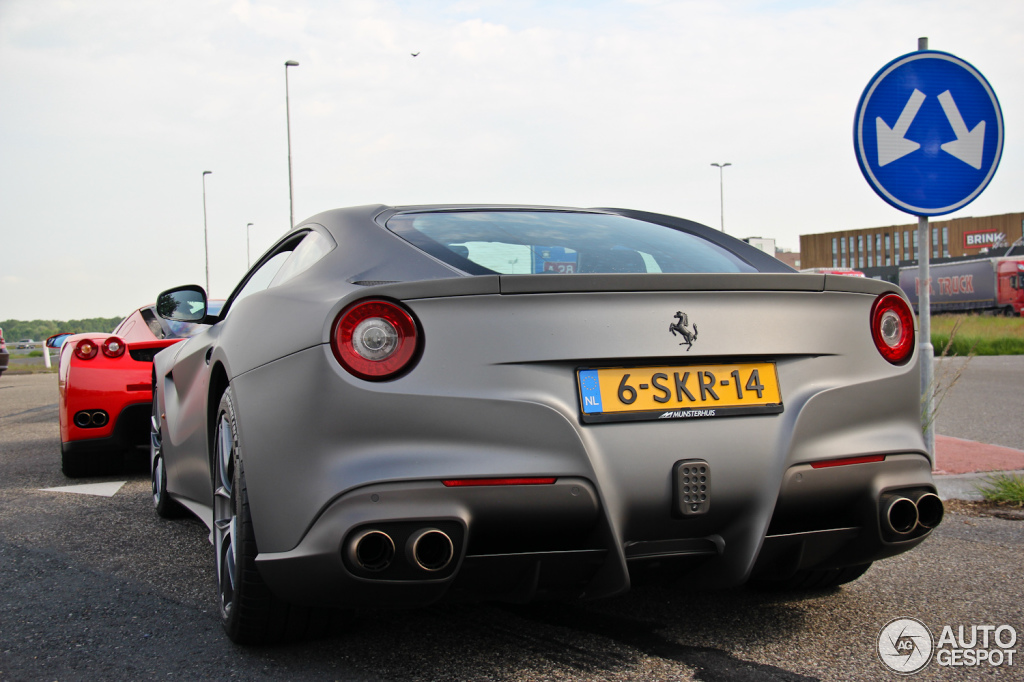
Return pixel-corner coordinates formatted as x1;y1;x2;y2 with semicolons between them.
854;50;1003;216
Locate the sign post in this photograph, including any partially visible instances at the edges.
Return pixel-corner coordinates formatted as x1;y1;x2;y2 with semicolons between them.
854;37;1003;456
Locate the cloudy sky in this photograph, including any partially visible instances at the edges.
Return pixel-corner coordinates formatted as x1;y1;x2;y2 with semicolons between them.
2;0;1022;321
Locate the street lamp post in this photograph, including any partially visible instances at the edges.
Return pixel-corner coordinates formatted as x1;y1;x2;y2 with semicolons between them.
285;60;299;230
246;222;254;269
202;170;212;293
710;162;732;233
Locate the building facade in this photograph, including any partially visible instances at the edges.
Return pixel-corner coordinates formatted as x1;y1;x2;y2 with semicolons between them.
774;249;800;269
799;212;1024;270
743;236;801;269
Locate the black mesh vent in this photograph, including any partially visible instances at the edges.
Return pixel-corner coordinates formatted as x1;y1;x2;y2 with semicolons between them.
129;348;159;362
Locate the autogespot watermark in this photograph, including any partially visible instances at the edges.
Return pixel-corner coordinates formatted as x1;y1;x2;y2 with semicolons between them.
878;617;1018;674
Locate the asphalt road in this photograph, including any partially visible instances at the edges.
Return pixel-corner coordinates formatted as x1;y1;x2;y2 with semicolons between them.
933;355;1024;451
1;373;1022;681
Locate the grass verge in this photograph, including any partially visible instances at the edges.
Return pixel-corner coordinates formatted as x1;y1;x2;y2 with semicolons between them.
975;473;1024;505
3;360;59;374
930;313;1024;355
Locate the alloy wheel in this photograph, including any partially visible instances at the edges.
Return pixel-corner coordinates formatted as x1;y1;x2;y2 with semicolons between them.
150;414;163;507
213;412;239;620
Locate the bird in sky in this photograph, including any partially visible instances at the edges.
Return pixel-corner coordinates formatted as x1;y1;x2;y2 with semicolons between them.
411;52;420;57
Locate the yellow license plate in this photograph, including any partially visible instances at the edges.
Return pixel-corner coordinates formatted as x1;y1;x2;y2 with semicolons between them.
577;362;782;423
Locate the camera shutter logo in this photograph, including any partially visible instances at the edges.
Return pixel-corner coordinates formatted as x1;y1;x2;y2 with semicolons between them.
878;617;934;674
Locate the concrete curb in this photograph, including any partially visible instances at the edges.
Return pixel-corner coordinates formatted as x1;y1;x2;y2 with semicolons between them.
934;469;1024;501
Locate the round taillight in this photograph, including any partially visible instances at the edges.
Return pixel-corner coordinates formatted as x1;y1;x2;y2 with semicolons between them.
102;336;126;358
74;339;99;360
871;293;915;365
331;300;419;380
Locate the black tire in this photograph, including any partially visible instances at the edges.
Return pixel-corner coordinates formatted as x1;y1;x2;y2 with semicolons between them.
213;388;329;644
151;401;185;518
61;442;92;478
752;563;872;591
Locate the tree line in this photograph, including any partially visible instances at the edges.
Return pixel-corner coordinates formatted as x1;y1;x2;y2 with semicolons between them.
0;317;124;342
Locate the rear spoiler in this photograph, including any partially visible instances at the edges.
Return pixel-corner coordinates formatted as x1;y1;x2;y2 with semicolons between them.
363;273;901;301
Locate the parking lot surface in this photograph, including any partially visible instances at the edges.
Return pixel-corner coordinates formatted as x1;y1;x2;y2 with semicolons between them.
1;372;1022;681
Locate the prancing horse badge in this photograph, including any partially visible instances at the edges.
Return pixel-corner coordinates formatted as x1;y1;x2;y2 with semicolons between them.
669;311;698;351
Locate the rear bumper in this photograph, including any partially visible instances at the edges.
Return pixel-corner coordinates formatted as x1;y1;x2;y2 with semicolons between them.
256;477;622;607
751;453;937;581
60;358;154;444
255;454;939;608
60;402;152;456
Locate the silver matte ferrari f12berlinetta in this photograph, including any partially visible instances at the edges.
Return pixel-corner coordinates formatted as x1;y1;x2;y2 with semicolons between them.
150;205;942;643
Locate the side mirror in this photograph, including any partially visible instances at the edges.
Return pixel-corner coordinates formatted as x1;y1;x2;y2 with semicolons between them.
46;333;74;349
156;285;209;322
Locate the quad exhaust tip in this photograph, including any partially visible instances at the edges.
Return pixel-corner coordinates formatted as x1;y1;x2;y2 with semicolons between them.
73;410;109;428
348;529;395;572
884;496;919;535
881;490;944;536
913;491;945;529
346;526;455;575
407;528;454;572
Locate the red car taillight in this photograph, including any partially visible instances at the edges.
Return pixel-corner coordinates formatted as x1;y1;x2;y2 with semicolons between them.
74;337;126;360
871;293;915;365
331;299;419;380
74;339;99;360
102;336;126;358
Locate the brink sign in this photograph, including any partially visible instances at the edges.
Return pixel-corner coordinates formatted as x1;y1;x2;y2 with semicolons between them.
964;230;1004;249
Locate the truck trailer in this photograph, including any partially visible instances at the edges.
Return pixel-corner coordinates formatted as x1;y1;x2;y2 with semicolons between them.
898;257;1024;316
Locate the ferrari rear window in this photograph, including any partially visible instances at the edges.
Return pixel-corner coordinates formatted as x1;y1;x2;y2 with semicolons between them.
386;211;757;275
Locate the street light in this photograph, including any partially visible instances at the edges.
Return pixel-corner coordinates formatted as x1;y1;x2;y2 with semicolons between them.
285;60;299;230
246;222;254;269
202;170;212;293
710;162;732;233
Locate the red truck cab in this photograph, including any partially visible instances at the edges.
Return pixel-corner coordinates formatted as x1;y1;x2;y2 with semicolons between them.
996;259;1024;316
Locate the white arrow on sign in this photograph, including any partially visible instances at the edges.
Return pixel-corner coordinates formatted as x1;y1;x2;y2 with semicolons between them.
876;89;925;167
938;90;985;169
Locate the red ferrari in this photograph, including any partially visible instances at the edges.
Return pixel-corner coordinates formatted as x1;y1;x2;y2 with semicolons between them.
49;301;222;477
